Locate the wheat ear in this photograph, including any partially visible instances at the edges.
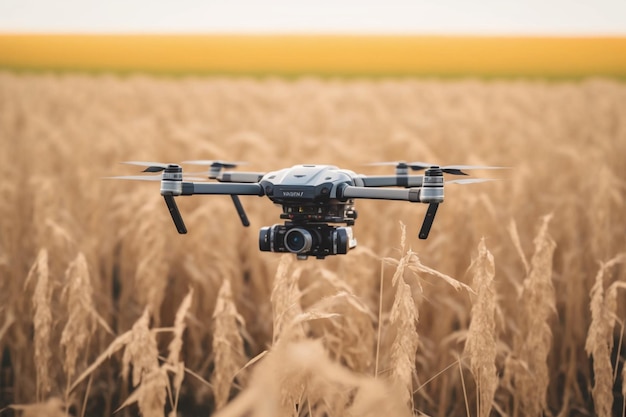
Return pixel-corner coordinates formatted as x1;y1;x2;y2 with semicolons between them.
585;254;626;417
385;223;419;408
464;238;498;417
120;308;167;417
212;279;247;410
505;214;556;417
167;287;194;413
26;249;52;401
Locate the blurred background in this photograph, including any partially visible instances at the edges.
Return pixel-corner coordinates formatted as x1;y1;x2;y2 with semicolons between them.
1;0;625;77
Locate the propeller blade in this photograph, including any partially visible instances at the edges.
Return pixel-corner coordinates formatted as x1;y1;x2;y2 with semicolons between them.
104;175;161;181
419;203;439;240
369;161;508;176
446;178;499;185
440;165;508;171
122;161;172;172
183;160;247;168
105;175;208;182
407;163;506;175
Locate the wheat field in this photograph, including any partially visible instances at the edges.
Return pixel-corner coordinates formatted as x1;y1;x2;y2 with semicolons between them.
0;72;625;417
3;35;626;77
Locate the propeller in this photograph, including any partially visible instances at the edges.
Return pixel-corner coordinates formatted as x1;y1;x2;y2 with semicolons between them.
446;178;499;185
122;161;173;173
112;162;190;234
183;160;248;180
111;160;252;229
105;175;208;182
111;161;209;181
370;161;507;176
183;160;247;168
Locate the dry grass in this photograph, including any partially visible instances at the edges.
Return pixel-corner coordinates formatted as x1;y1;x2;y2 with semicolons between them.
464;238;497;417
211;279;246;410
25;249;52;402
586;254;626;417
504;214;557;417
1;72;625;416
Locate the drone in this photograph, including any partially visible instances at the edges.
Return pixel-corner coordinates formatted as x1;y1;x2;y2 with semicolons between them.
110;161;502;259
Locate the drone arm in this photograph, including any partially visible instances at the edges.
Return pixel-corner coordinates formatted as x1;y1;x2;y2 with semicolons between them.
181;182;264;196
177;182;262;228
340;184;442;240
338;185;421;202
218;172;265;183
361;175;424;188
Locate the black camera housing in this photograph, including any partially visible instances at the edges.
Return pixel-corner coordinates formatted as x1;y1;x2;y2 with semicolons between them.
259;223;356;259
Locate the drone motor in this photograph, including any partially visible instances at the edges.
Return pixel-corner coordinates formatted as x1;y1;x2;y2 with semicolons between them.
160;164;184;196
419;166;445;203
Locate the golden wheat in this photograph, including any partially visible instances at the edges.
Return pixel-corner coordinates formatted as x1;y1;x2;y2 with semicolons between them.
211;279;247;410
1;72;625;416
166;287;193;414
464;238;497;417
586;254;626;417
26;249;53;401
504;214;557;417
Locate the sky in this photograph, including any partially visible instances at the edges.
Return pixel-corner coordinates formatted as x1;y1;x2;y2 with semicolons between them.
0;0;625;35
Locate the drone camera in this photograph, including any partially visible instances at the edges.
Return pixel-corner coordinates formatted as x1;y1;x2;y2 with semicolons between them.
259;223;356;259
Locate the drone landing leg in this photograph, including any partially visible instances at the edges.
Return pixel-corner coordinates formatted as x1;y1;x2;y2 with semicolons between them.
163;195;188;234
230;195;250;227
418;203;439;240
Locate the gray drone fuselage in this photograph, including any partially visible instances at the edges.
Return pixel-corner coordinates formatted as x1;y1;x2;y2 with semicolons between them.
259;164;363;205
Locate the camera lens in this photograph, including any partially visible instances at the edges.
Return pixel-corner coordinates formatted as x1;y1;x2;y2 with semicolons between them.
284;228;313;254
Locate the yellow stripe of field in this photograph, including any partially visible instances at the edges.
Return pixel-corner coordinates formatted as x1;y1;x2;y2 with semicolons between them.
1;34;625;77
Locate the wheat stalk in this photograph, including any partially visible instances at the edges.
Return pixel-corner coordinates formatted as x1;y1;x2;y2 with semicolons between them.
296;266;377;372
585;254;626;417
212;339;413;417
464;237;498;417
61;252;112;388
25;248;53;401
271;254;305;344
384;224;420;408
212;279;247;410
505;214;556;417
166;287;193;413
119;308;166;417
116;367;169;417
